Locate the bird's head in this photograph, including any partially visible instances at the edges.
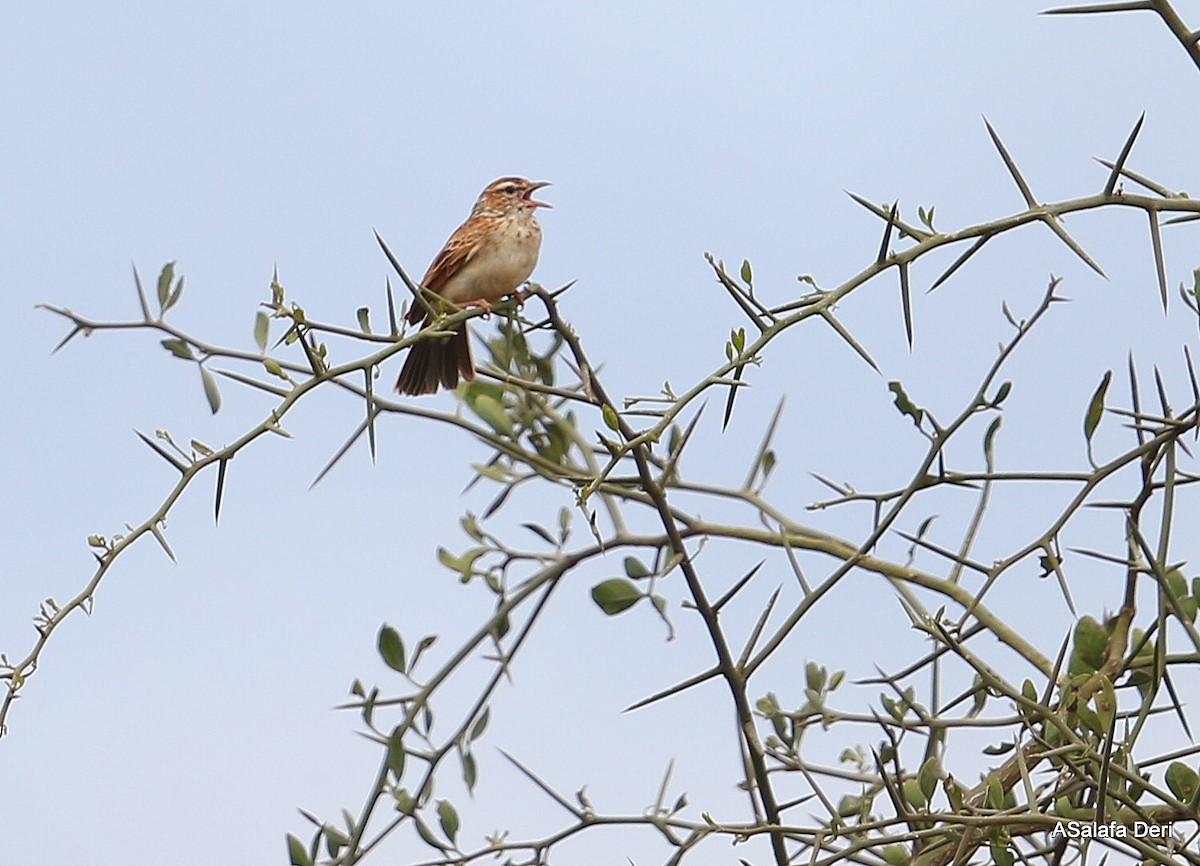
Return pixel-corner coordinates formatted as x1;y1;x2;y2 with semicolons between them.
474;177;552;215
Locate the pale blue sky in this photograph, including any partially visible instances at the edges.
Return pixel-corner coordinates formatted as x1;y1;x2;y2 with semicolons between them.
3;4;1199;865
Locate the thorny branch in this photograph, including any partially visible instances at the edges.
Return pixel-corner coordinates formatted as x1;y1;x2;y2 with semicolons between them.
8;5;1200;866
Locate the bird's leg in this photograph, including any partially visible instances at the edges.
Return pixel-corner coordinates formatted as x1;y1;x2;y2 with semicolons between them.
462;298;494;318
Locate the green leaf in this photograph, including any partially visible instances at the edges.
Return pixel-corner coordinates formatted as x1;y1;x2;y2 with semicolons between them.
462;378;505;407
414;819;444;850
757;691;781;719
156;262;176;312
471;463;511;483
254;311;270;351
1069;616;1107;675
533;419;569;463
992;380;1012;406
461;750;477;792
881;695;903;722
437;800;460;843
356;306;371;334
377;623;406;673
591;578;642;614
985;772;1004;810
1166;568;1188;599
461;513;484;542
359;685;378;727
1166;566;1195;618
650;593;668;617
1084;370;1112;442
393;788;415;815
200;367;221;414
437;546;487;580
902;779;926;808
490;609;510;640
1019;678;1040;724
386;725;406;778
1076;702;1104;735
469;707;490;742
469;394;513;437
761;449;776;480
990;839;1014;866
1165;761;1198;801
286;834;312;866
161;338;195;360
740;259;753;284
164;274;185;313
837;794;865;816
917;756;939;800
416;634;437;654
602;403;621;432
324;826;348;857
623;556;651;579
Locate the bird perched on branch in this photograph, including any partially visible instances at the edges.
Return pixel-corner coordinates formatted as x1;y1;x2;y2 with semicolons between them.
395;176;551;396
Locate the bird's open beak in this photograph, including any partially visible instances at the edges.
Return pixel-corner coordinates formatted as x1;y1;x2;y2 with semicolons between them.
525;181;552;209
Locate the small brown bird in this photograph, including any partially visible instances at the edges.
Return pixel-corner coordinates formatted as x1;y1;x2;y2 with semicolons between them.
395;177;551;396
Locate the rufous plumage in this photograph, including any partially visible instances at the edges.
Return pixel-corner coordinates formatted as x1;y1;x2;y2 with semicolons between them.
395;177;550;396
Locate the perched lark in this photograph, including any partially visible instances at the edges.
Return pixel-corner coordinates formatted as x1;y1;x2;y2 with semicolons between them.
395;177;551;396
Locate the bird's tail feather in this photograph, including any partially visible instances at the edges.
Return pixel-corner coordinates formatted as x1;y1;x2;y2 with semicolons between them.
395;325;474;396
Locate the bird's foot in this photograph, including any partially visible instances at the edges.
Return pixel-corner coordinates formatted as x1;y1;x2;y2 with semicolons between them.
463;298;494;317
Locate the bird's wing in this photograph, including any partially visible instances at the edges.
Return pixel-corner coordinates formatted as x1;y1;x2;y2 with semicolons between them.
407;220;482;325
423;222;481;292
